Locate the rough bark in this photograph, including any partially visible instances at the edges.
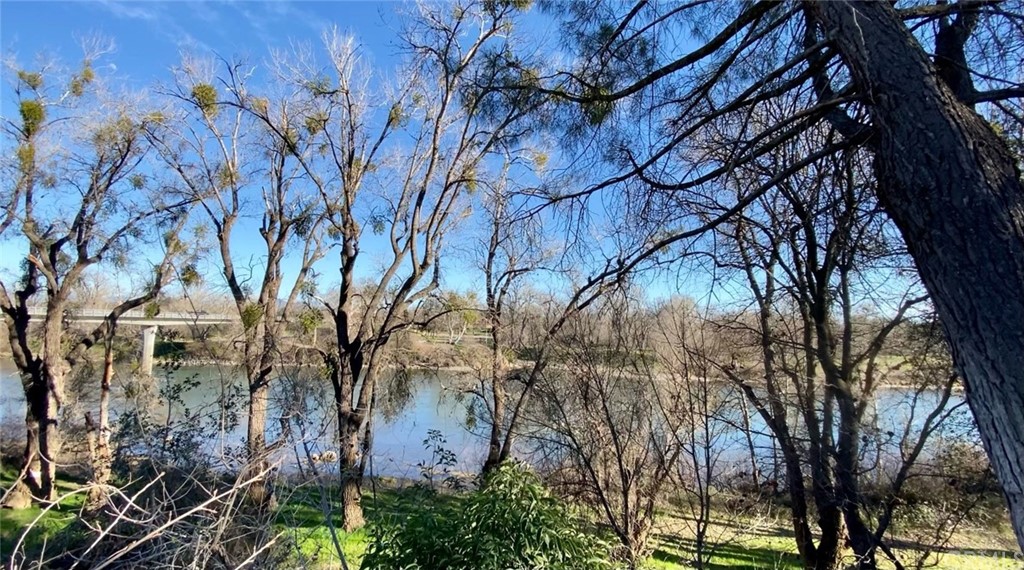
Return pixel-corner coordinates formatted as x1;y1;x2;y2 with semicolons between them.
331;353;371;531
809;0;1024;551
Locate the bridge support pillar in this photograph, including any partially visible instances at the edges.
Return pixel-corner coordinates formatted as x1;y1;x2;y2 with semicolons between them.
141;325;158;376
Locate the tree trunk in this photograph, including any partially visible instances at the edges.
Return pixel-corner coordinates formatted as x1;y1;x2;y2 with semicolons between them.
36;381;60;502
779;443;842;570
338;418;365;531
482;334;506;475
246;378;271;506
835;394;877;570
34;302;69;502
86;339;116;507
3;393;42;509
810;0;1024;550
334;362;366;531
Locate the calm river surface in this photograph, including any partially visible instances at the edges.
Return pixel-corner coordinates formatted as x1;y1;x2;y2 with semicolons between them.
0;360;484;478
0;360;976;478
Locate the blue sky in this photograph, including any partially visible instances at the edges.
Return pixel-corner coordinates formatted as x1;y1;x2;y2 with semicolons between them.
0;1;588;304
0;1;709;307
1;1;403;81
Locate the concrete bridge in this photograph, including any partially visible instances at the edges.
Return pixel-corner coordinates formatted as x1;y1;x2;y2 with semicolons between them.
26;308;235;375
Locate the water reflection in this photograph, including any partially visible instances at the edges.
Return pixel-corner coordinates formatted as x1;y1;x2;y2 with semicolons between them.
0;360;977;482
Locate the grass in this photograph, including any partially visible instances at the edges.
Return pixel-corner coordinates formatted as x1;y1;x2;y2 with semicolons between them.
2;466;1020;570
272;483;1020;570
0;464;88;563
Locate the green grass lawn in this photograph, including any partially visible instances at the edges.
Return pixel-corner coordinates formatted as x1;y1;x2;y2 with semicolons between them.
3;467;1020;570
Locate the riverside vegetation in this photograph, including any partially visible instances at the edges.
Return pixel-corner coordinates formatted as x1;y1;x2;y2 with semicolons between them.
3;0;1024;569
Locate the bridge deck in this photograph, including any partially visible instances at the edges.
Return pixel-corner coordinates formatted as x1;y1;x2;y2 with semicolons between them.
25;308;235;326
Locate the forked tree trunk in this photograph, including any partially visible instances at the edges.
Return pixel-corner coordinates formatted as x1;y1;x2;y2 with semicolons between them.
810;0;1024;551
781;441;842;570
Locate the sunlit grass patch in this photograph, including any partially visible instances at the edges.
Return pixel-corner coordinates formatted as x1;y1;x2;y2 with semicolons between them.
0;465;89;565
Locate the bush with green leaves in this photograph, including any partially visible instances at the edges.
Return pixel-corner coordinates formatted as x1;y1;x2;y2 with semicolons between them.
362;462;615;570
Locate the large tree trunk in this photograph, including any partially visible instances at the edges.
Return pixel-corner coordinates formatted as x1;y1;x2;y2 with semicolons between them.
337;417;365;531
810;0;1024;551
333;362;366;531
246;377;272;506
34;371;61;502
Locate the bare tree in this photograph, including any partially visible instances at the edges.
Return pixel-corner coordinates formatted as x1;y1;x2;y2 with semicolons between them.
149;54;328;505
652;299;776;570
229;1;542;529
700;117;962;568
0;50;192;504
528;291;679;568
475;166;548;474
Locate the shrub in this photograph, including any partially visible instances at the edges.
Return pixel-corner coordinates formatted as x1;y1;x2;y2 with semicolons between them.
362;463;614;570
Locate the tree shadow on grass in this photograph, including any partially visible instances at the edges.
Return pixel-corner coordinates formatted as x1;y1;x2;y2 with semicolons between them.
275;481;459;530
652;534;802;570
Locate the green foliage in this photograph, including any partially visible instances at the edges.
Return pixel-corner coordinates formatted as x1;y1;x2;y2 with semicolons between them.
249;96;270;115
129;173;146;189
143;111;167;125
93;115;136;150
69;63;94;97
70;77;85;97
583;86;614;126
368;213;387;235
18;69;44;89
19;99;45;137
293;213;314;238
461;164;478;193
163;230;183;254
180;263;201;288
388;102;408;127
283;127;299;153
217;162;238;187
144;302;161;318
362;463;613;570
191;83;219;118
416;429;464;491
483;0;533;15
81;62;95;83
304;111;328;135
532;150;549;171
297;307;324;336
241;302;263;331
304;75;333;96
16;143;35;173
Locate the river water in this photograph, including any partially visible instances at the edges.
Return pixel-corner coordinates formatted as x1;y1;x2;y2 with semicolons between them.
0;360;977;479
